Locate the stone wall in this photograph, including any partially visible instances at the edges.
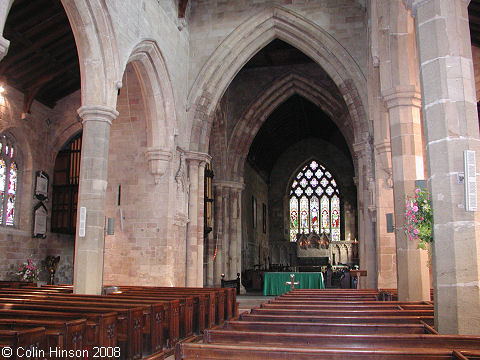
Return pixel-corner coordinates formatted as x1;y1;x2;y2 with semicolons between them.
0;84;79;284
103;63;181;286
188;0;367;95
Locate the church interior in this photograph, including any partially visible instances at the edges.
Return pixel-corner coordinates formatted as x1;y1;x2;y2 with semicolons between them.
1;0;480;357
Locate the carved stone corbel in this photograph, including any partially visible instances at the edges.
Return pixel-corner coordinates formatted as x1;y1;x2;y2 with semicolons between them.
145;147;172;184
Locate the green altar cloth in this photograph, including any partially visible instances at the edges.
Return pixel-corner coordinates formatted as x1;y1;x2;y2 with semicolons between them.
263;272;325;296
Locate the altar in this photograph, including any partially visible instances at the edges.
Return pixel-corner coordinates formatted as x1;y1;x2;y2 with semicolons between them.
263;272;325;296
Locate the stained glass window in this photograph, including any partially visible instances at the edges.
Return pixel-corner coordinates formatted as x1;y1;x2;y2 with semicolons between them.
289;160;341;241
0;134;19;227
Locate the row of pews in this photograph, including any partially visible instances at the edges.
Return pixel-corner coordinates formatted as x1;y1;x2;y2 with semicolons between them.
176;289;480;360
0;283;237;359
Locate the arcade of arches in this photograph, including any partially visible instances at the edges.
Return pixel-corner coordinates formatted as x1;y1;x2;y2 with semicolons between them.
0;0;479;335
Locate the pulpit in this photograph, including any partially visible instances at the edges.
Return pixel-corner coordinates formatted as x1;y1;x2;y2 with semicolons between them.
349;269;367;289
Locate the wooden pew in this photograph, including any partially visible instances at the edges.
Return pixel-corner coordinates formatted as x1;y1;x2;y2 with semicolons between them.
0;304;123;359
0;290;170;353
0;300;143;360
223;320;436;335
175;343;480;360
114;288;215;330
203;329;480;351
0;308;116;355
240;313;435;326
248;306;434;318
0;318;86;355
0;327;46;360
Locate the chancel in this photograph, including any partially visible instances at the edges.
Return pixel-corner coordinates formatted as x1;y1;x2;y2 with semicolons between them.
0;2;480;357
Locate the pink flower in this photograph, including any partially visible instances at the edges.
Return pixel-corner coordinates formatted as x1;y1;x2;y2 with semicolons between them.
415;188;421;194
413;229;419;234
407;211;412;216
412;206;419;212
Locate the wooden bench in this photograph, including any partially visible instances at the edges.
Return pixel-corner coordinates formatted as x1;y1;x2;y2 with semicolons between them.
223;320;437;334
0;291;168;354
0;288;181;351
221;273;240;295
175;343;480;360
0;304;122;359
203;329;480;351
0;318;86;354
240;313;435;326
248;306;434;318
0;327;46;360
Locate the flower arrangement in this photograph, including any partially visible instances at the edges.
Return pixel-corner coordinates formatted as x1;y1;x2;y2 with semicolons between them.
405;188;433;250
16;257;40;282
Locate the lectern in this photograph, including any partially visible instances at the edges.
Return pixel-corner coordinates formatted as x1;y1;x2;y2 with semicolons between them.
349;270;367;289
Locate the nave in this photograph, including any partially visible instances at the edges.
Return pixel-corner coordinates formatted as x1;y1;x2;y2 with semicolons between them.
1;282;479;360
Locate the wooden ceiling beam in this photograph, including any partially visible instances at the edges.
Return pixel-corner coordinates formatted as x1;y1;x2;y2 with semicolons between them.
0;26;71;74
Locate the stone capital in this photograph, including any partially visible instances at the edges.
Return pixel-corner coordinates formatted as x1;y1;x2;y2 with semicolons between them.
77;105;119;125
213;180;245;191
374;140;392;154
0;36;10;61
382;86;422;110
185;150;211;165
145;147;172;184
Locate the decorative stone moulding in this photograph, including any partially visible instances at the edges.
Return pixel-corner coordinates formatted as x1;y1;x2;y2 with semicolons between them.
0;36;10;61
77;105;119;125
145;147;172;184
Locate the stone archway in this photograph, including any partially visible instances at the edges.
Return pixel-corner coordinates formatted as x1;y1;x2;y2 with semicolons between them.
0;0;121;104
226;72;354;182
126;40;178;183
188;4;368;154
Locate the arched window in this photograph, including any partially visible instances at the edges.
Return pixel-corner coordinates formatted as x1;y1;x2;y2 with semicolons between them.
51;132;82;234
289;160;340;241
0;134;19;226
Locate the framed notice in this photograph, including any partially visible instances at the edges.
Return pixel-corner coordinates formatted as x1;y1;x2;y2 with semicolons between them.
33;202;47;238
34;171;49;201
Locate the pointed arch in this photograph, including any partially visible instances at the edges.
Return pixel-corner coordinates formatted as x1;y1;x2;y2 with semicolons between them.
188;5;367;153
126;40;177;152
61;0;121;107
226;72;353;181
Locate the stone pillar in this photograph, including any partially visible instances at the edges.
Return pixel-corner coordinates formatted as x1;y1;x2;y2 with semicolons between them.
186;160;199;287
0;36;9;61
212;180;244;285
197;162;206;287
412;0;480;334
383;88;429;301
74;105;118;295
213;184;224;286
368;1;398;288
376;0;429;300
185;151;210;287
353;140;377;289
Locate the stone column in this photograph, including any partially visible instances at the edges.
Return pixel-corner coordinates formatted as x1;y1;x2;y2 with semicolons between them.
353;140;377;289
377;0;429;300
186;159;199;287
197;161;206;287
0;36;9;61
74;105;118;295
212;180;244;285
412;0;480;334
185;151;210;287
213;184;224;286
383;88;429;301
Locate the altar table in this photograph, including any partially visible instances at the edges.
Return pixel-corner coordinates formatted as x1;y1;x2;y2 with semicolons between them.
263;272;325;296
